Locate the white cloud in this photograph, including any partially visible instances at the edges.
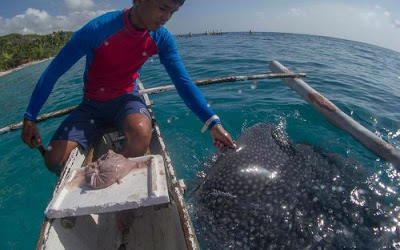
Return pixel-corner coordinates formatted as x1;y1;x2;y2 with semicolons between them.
25;8;50;20
0;8;111;35
64;0;95;11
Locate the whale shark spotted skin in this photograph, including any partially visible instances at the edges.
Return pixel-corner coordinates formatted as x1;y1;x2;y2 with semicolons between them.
192;123;399;249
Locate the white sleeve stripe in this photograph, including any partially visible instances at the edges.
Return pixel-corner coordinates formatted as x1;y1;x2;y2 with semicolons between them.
201;115;219;133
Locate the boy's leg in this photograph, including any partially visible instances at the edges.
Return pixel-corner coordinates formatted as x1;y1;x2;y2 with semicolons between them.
114;92;152;158
45;99;105;174
119;113;152;158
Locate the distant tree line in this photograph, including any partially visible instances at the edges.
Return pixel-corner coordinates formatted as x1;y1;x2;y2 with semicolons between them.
0;31;72;71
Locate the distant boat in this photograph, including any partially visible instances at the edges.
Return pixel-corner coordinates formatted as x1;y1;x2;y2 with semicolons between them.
204;30;223;36
178;32;192;38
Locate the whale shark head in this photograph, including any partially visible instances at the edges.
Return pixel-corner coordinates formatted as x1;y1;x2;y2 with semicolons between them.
197;123;293;198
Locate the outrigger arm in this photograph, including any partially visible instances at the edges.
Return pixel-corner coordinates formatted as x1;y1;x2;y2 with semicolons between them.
0;72;305;135
270;60;400;169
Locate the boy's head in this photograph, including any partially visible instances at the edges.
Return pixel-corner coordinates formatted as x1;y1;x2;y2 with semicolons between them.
132;0;184;31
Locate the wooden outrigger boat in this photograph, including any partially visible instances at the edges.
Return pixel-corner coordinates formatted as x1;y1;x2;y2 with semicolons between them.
1;61;398;249
36;80;198;250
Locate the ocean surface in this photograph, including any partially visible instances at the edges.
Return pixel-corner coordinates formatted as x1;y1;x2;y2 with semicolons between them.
0;32;399;249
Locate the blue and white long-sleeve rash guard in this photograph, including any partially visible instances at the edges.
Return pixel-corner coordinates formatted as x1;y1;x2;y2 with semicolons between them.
24;9;221;130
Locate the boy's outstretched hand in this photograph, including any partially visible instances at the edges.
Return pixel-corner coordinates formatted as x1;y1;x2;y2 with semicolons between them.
210;124;236;150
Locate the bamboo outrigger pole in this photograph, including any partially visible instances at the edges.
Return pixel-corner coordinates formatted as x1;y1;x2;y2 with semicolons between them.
140;72;306;95
269;60;400;169
0;72;305;135
0;106;77;135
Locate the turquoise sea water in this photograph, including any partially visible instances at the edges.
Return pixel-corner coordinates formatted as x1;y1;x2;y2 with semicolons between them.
0;32;399;249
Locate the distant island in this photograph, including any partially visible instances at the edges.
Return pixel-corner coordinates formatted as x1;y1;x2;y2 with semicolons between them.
0;31;72;74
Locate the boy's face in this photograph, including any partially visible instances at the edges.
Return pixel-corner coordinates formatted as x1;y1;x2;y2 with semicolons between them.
135;0;180;31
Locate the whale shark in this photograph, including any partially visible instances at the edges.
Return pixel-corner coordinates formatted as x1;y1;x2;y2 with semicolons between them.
191;123;399;249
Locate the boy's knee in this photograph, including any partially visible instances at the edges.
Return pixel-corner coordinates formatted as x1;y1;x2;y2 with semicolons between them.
44;145;75;175
43;141;78;174
125;120;150;134
123;123;152;157
124;115;152;140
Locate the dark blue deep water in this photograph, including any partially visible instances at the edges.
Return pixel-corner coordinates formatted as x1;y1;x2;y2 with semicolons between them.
0;32;399;249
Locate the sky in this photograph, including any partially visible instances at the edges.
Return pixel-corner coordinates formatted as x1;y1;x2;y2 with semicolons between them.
0;0;399;52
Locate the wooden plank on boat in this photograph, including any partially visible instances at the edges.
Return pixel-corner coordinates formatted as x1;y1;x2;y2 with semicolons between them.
45;154;169;218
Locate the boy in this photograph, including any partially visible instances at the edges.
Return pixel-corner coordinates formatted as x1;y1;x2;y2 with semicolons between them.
21;0;236;174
